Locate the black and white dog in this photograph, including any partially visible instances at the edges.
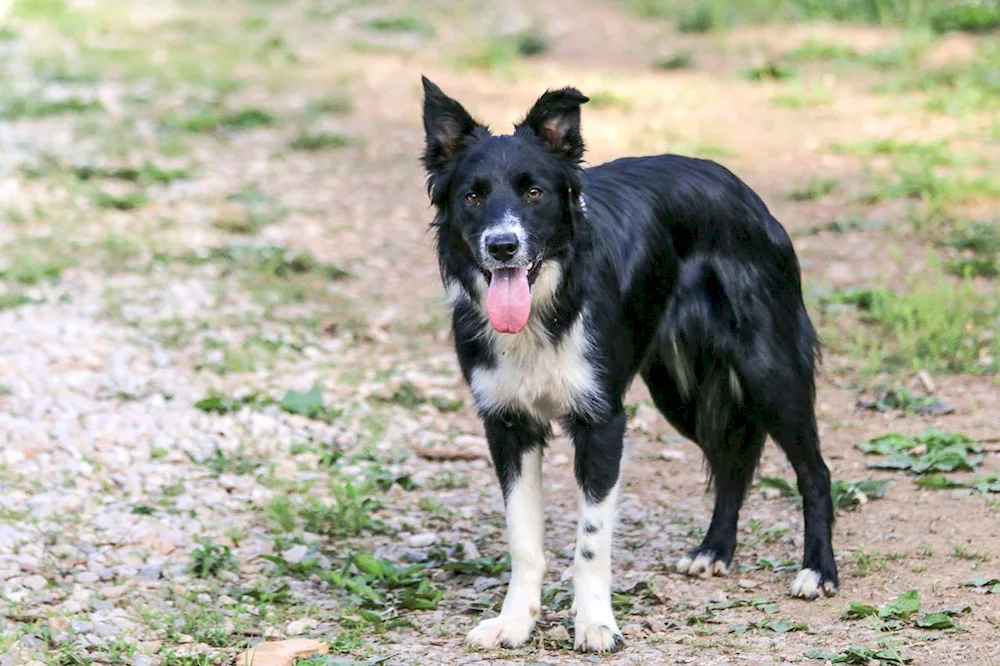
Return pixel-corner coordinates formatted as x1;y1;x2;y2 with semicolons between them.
420;77;838;653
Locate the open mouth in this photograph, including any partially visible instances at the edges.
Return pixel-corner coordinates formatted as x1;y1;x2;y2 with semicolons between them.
483;249;545;334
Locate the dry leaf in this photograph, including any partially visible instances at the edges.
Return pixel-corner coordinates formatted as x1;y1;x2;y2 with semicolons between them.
236;638;329;666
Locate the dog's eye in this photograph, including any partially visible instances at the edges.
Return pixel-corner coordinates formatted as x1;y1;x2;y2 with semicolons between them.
526;187;542;200
465;192;480;205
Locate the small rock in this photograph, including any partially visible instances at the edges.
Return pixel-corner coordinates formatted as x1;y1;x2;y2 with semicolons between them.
708;589;728;603
472;577;501;592
132;656;152;666
407;533;438;548
100;584;130;599
738;579;759;589
659;449;685;461
646;617;666;633
459;539;481;560
281;545;310;564
77;571;100;585
286;618;318;636
21;575;47;591
545;625;571;643
621;623;645;638
47;617;70;632
137;565;161;581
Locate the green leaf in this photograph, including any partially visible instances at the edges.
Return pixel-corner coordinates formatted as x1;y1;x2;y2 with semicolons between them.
964;577;1000;588
879;589;920;620
841;601;879;619
915;612;955;629
759;476;798;497
916;475;967;489
280;385;325;417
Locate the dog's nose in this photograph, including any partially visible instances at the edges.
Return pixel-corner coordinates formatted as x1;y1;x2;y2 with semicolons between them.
486;232;519;261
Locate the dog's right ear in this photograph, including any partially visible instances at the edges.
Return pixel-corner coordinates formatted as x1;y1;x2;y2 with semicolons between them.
421;76;483;179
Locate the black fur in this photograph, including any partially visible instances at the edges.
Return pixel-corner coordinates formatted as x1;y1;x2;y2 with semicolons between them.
420;77;838;619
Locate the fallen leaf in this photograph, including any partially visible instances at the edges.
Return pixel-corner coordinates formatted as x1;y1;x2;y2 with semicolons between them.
236;639;329;666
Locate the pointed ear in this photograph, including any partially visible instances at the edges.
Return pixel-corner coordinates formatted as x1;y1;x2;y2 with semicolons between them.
421;76;484;178
518;87;589;161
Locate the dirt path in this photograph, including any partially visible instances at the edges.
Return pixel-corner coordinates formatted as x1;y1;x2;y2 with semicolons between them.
0;1;998;665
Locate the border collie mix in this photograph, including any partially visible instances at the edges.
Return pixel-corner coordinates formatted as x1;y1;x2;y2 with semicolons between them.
420;76;838;653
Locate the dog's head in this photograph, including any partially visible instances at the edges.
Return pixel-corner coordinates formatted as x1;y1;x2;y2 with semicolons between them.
420;76;589;334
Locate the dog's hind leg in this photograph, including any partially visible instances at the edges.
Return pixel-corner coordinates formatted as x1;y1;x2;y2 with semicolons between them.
565;411;627;653
769;408;838;599
466;416;547;649
677;387;765;579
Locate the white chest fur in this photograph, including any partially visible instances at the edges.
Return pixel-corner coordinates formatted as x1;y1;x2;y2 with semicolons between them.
469;311;605;422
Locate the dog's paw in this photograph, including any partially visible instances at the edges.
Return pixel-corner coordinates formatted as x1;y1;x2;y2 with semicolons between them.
574;621;623;653
676;549;730;579
790;568;838;600
466;613;536;649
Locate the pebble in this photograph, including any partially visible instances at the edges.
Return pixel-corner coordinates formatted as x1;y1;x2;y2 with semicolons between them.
21;575;47;591
407;532;438;548
545;625;571;643
658;449;685;461
286;618;318;635
281;544;310;564
621;623;645;638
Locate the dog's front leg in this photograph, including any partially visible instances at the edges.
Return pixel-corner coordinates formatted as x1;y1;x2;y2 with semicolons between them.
466;416;547;650
566;411;626;653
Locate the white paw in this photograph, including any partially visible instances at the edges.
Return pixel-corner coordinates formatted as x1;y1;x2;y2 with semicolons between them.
790;568;837;599
676;552;729;578
574;619;623;653
466;613;537;649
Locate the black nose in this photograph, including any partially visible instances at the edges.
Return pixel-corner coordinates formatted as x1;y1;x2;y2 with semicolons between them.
486;232;519;261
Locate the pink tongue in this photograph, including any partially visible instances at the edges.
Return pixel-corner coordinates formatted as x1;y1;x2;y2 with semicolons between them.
486;267;531;333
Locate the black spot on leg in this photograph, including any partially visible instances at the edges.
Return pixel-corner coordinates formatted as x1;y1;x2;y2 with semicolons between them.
581;547;594;561
584;521;600;534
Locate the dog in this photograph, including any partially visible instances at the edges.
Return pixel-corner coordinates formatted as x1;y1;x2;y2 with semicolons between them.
419;76;838;653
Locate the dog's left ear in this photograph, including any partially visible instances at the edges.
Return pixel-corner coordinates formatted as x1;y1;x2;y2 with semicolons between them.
519;87;589;161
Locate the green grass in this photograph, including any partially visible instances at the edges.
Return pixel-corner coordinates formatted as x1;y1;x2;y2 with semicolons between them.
819;268;999;374
161;105;275;133
654;51;693;70
0;93;103;119
587;90;633;110
453;31;550;73
188;539;237;578
787;177;839;201
877;41;1000;114
288;131;350;151
364;15;436;36
739;60;797;82
624;0;998;31
0;244;77;285
771;89;834;108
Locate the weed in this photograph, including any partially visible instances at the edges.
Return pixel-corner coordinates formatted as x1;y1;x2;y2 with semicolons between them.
946;221;999;255
89;189;148;211
301;481;383;537
454;31;549;73
857;429;983;474
786;39;859;62
952;543;988;563
740;60;797;82
929;4;1000;34
306;94;352;115
364;15;435;36
194;390;270;414
758;476;890;510
327;550;443;611
0;293;33;310
0;93;103;119
288;131;350;151
855;387;952;416
787;177;838;201
280;385;342;422
806;640;910;664
678;3;716;32
819;271;998;374
588;90;633;110
770;89;833;108
188;539;237;578
429;469;468;490
654;51;693;70
851;549;888;577
190;445;260;477
162;105;275;133
0;245;76;285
